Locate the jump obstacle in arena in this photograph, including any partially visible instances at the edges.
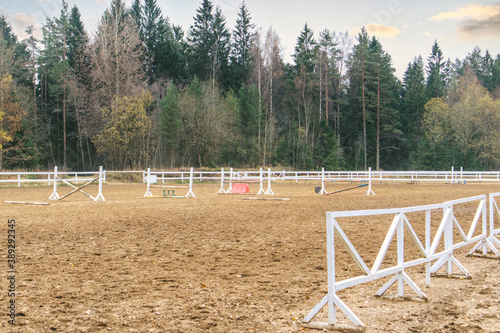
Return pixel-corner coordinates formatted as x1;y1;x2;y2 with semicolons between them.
144;167;195;198
219;168;274;195
303;194;500;331
49;166;106;202
317;167;375;196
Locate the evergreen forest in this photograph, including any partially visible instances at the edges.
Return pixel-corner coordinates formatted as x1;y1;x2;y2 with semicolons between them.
1;0;500;171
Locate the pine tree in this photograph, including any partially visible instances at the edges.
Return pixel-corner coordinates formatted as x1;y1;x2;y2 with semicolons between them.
159;82;181;168
402;56;427;165
368;37;402;170
293;23;316;73
229;2;256;90
426;40;445;99
188;0;214;82
40;0;72;167
210;6;230;90
347;27;372;170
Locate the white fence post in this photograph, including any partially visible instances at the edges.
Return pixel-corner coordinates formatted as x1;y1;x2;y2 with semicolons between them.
49;166;60;200
144;168;153;197
258;168;265;195
319;167;327;195
185;167;195;198
365;167;375;195
265;168;274;195
218;168;226;194
94;166;106;202
227;168;233;194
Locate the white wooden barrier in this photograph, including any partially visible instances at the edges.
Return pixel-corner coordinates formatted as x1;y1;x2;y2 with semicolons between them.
303;195;490;331
488;193;500;250
49;166;105;202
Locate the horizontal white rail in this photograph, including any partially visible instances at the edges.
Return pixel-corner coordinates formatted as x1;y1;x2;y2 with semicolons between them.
3;168;500;187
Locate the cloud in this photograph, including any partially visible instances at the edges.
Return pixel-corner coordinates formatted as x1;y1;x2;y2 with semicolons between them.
351;24;401;38
366;23;401;37
429;4;500;38
8;13;43;40
429;4;500;22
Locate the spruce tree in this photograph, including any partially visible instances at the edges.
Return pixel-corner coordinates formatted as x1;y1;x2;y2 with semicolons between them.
402;56;426;165
188;0;214;82
426;40;445;99
210;6;230;90
346;27;372;170
229;2;256;90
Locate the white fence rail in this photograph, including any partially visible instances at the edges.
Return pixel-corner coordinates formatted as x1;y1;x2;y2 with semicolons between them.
303;194;498;331
3;167;500;187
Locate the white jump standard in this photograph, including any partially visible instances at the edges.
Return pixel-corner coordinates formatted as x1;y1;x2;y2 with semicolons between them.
144;167;195;198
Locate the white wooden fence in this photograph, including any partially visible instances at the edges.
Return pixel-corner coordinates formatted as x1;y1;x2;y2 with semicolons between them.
303;194;500;331
3;167;500;187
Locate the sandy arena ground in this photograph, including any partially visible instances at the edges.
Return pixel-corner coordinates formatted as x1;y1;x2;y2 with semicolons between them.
1;180;500;332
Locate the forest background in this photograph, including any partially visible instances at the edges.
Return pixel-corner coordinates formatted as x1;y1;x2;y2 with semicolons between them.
1;0;500;172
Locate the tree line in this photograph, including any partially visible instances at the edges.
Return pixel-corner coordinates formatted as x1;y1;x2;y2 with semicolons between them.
1;0;500;171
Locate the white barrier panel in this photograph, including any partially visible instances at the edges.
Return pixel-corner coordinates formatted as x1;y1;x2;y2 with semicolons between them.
489;193;500;249
303;195;491;331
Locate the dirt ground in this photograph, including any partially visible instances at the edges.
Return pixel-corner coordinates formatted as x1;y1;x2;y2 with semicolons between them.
1;180;500;332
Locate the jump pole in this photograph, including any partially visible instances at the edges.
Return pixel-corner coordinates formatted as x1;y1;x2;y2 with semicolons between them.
144;168;153;197
218;168;226;194
257;168;265;195
95;166;106;202
265;168;274;195
319;167;328;195
365;167;375;196
185;167;195;198
227;168;234;194
49;166;60;200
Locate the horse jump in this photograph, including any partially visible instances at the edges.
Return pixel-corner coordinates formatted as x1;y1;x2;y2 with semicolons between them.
144;167;195;198
49;166;106;202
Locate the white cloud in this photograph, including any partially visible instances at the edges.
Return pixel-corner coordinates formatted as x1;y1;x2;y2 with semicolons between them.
8;13;42;40
429;4;500;39
351;24;401;38
429;4;500;22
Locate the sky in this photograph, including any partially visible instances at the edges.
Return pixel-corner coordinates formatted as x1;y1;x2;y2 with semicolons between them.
1;0;500;78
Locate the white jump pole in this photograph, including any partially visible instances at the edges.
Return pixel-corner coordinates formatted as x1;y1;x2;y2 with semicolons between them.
365;167;375;196
258;168;265;195
319;167;328;195
144;168;153;197
227;168;234;194
218;168;226;194
265;168;274;195
94;166;106;202
49;166;60;200
185;167;195;198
